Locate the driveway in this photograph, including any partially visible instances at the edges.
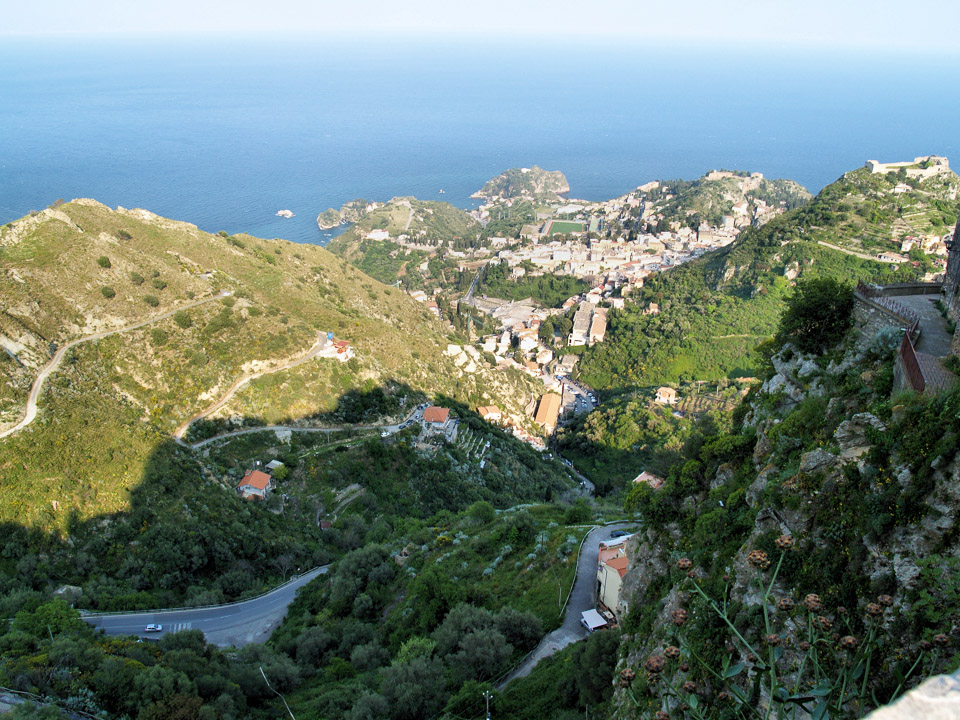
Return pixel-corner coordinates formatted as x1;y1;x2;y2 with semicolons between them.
497;522;633;687
82;566;327;647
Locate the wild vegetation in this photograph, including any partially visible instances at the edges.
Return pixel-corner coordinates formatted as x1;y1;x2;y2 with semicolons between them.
0;201;541;530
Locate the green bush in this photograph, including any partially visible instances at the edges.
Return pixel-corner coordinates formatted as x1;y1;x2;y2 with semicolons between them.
173;311;192;329
776;277;854;353
143;294;160;307
100;286;116;299
96;255;111;268
129;271;145;286
150;329;168;345
152;278;167;290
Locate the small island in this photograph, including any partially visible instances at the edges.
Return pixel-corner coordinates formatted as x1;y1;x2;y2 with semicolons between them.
276;209;294;218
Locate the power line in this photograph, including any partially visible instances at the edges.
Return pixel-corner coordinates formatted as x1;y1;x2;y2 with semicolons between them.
260;666;296;720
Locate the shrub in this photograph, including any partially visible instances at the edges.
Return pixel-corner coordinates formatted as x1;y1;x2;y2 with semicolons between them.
116;230;132;240
150;329;168;345
100;286;116;299
776;277;854;353
143;294;160;307
97;255;111;268
129;272;145;286
152;278;167;290
173;311;192;329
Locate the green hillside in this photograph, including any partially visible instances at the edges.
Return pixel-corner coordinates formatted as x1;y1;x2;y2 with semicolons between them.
326;197;481;285
0;200;540;529
648;171;811;229
577;168;959;392
471;166;570;203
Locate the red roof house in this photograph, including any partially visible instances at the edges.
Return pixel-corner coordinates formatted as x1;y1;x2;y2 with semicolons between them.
423;406;450;425
237;469;273;500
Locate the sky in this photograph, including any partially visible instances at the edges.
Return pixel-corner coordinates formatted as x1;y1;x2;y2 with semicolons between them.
5;0;960;53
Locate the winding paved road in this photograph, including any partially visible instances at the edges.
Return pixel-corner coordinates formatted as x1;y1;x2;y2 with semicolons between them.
497;522;633;688
82;566;328;647
0;292;230;440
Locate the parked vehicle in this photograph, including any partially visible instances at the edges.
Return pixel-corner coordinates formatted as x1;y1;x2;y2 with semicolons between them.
145;624;163;632
609;530;629;538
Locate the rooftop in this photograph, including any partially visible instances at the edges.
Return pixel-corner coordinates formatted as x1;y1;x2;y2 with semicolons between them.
423;406;450;424
239;469;271;491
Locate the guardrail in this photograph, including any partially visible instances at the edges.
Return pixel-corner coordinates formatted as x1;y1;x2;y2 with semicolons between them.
80;565;328;618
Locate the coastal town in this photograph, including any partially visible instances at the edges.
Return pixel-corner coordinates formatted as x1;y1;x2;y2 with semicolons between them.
396;171;796;446
339;162;956;452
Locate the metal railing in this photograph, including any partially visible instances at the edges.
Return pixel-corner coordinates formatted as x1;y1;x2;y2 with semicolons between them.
855;282;921;338
899;332;926;393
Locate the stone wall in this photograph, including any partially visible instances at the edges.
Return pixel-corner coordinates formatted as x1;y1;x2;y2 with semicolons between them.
942;218;960;356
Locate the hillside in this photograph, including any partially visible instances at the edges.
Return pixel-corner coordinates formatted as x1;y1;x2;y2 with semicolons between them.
577;165;960;392
472;166;570;203
325;196;481;285
0;199;542;530
645;170;811;230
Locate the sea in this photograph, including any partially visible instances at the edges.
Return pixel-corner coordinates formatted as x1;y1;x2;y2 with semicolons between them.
1;35;958;245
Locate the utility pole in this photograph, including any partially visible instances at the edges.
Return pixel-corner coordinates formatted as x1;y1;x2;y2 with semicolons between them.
483;690;492;720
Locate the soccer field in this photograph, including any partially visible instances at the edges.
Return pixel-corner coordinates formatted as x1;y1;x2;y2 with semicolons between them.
544;220;585;235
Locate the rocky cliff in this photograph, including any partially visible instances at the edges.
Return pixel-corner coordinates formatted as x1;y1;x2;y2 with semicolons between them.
611;308;960;718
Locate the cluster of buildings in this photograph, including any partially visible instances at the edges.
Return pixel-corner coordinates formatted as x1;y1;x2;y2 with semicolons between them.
489;232;728;298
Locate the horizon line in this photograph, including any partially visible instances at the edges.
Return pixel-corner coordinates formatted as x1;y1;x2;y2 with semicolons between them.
0;28;958;55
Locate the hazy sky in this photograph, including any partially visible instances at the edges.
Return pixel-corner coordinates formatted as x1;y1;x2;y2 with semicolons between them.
5;0;960;51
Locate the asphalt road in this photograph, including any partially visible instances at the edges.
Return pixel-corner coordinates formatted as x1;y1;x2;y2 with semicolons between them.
498;522;634;687
82;566;327;647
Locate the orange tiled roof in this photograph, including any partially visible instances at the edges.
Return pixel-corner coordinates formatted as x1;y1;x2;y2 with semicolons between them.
423;406;450;423
238;469;271;491
599;547;623;564
604;556;630;578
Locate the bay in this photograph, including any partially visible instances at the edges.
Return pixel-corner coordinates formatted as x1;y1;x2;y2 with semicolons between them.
1;34;957;244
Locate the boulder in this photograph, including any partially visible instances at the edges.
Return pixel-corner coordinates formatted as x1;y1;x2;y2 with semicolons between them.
747;463;778;505
799;448;837;474
711;463;735;490
834;412;886;460
797;358;819;379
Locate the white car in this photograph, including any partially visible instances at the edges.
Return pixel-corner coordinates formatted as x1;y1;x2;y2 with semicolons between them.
145;624;163;632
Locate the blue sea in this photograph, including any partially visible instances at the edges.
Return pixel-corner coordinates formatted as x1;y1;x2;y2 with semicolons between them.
1;35;958;245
